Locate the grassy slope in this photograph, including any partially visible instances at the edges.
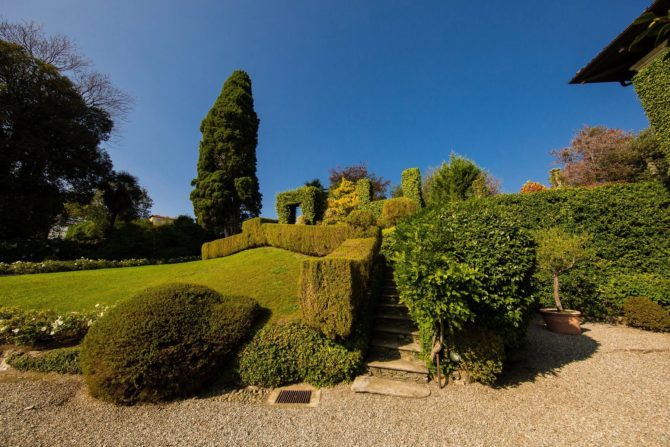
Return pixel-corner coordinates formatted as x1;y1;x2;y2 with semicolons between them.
0;247;308;323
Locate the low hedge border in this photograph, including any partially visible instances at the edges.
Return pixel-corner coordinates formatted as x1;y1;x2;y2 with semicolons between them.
0;256;199;276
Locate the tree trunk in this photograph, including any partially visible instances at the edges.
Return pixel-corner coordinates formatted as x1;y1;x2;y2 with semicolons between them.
553;272;563;312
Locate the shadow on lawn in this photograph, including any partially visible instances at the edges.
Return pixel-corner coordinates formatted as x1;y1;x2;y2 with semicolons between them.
495;314;600;388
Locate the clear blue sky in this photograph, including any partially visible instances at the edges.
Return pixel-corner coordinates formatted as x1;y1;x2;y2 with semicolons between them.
2;0;652;218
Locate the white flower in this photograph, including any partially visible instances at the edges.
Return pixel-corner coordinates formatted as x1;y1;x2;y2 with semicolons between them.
12;328;19;334
41;326;47;332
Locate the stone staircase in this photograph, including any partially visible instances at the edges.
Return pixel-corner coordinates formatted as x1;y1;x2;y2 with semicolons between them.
363;267;429;383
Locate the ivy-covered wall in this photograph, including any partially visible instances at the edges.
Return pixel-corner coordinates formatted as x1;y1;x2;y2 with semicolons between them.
634;50;670;174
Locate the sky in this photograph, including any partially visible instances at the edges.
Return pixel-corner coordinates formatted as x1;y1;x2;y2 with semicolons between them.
2;0;653;218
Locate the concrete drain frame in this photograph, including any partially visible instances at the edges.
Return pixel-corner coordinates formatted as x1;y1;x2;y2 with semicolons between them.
267;384;320;408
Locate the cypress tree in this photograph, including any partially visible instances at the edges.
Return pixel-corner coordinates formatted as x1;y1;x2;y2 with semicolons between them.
190;70;262;236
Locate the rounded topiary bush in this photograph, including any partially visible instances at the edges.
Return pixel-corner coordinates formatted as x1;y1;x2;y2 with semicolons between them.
80;283;258;405
623;296;670;332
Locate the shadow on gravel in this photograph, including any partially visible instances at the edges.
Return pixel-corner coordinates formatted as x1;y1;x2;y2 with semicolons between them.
495;315;600;388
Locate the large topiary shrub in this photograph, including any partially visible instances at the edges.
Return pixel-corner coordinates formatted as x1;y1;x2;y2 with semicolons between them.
401;168;424;207
388;200;536;365
237;322;363;387
80;283;258;405
275;186;325;224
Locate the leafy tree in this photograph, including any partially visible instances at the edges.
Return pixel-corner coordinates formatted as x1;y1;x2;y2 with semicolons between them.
422;154;498;205
328;163;390;200
323;178;359;224
0;40;113;240
101;171;152;230
552;126;668;186
520;181;547;194
535;227;590;312
190;70;262;236
0;20;131;121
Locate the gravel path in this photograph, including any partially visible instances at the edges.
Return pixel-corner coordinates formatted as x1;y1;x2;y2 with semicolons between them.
1;318;669;447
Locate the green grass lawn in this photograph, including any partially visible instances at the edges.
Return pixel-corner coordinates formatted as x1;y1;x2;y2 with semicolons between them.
0;247;310;323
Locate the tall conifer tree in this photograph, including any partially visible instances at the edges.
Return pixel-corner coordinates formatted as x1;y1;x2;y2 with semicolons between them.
190;70;261;236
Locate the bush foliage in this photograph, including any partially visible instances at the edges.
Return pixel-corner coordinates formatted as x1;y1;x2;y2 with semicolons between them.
388;201;536;358
80;284;258;405
450;327;505;385
237;322;363;387
276;186;326;224
381;197;419;228
623;296;670;332
7;347;81;374
401;167;424;207
0;256;197;276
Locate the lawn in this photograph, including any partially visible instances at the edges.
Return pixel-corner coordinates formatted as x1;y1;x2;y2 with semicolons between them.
0;247;310;322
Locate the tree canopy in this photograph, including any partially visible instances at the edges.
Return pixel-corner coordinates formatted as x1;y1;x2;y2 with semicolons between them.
328;163;390;200
190;70;261;236
422;154;499;205
0;40;113;240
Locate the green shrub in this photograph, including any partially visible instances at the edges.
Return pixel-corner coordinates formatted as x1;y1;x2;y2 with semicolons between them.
360;199;385;220
623;296;670;332
80;284;258;405
300;237;379;339
201;232;250;260
7;347;81;374
0;256;197;276
381;197;419;227
388;201;536;355
599;272;670;313
355;178;373;205
276;186;325;224
401;168;424;207
346;210;376;231
0;307;102;347
450;327;505;385
263;223;356;257
237;322;362;387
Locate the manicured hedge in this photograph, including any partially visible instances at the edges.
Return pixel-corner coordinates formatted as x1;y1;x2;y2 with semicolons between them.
237;322;364;387
201;218;276;259
634;52;670;175
276;186;325;224
300;235;380;340
489;182;670;317
263;223;359;257
80;284;258;405
401;167;424;207
7;347;81;374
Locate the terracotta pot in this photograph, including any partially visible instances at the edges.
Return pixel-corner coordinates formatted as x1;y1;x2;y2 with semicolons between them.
539;308;582;335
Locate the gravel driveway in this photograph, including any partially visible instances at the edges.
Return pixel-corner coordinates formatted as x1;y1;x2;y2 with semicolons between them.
1;318;669;447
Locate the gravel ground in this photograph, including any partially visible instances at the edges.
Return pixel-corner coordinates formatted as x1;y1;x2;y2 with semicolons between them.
1;318;669;447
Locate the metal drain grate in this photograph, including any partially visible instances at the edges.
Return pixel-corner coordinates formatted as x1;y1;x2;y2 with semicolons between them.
274;390;312;404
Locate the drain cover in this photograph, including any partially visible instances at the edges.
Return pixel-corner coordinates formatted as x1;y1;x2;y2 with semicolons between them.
274;390;312;404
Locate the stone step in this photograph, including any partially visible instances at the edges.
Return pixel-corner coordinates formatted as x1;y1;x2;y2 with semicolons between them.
366;358;429;383
374;321;418;336
377;303;409;317
371;335;420;353
351;376;430;398
376;313;413;323
379;293;400;303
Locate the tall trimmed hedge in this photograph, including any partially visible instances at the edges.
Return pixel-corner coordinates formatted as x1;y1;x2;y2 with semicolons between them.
401;168;424;207
275;186;325;224
263;224;360;257
634;51;670;175
490;182;670;317
300;235;380;339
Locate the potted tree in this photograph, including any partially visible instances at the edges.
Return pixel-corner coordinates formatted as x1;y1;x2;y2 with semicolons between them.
536;227;590;335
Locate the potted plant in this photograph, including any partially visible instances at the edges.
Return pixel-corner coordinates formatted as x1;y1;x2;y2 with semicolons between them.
535;227;590;335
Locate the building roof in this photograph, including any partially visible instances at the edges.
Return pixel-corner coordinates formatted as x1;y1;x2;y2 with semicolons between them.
570;0;670;85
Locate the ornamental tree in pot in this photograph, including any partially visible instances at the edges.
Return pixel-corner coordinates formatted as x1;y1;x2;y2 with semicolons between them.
536;227;590;335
